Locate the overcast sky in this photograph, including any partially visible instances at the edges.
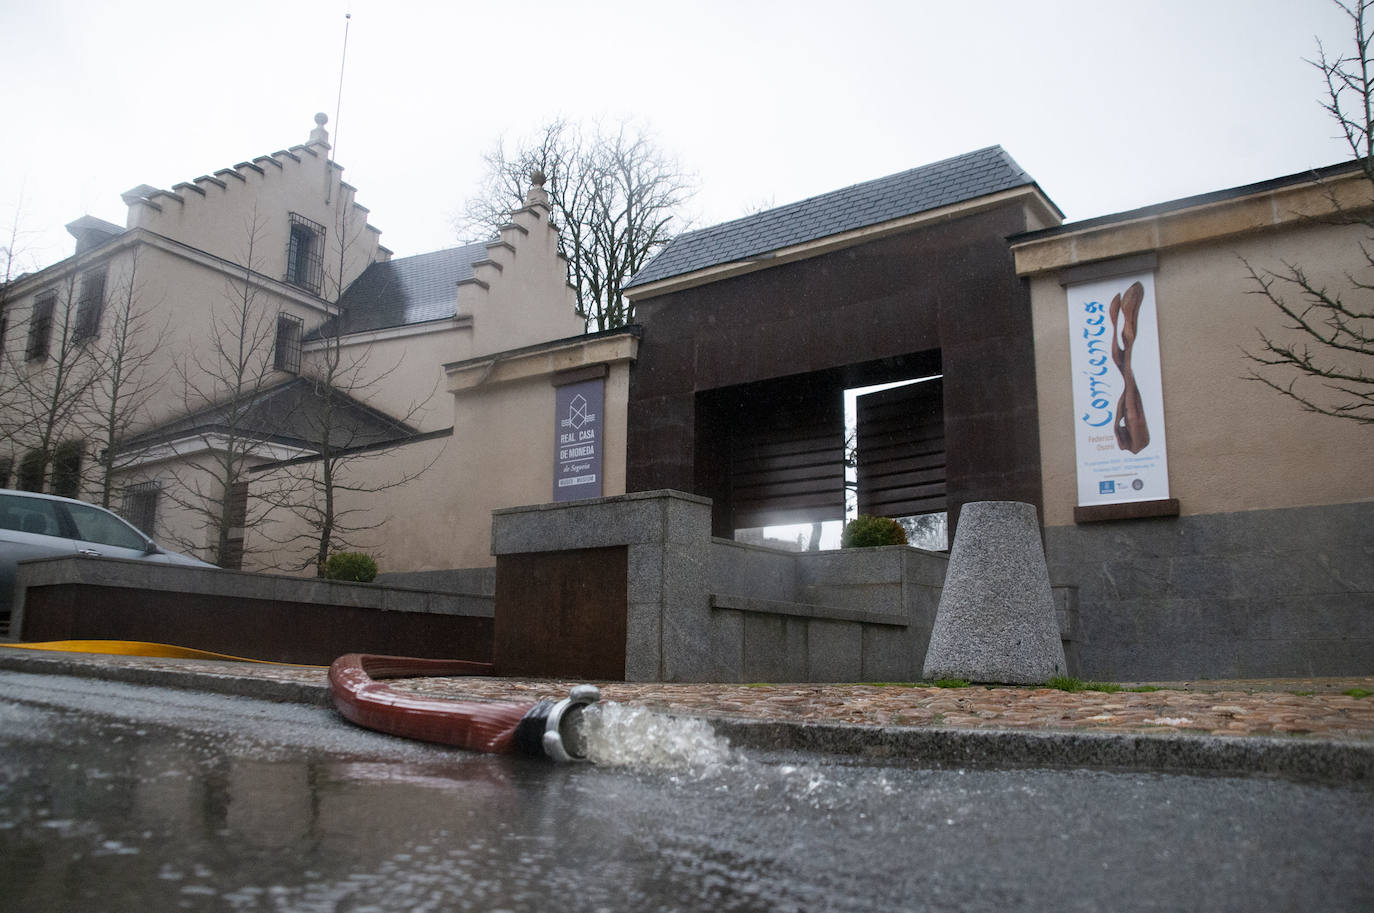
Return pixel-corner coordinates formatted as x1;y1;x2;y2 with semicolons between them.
0;0;1358;274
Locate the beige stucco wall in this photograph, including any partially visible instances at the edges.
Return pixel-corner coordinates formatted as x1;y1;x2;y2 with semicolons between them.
306;326;464;435
3;147;614;577
125;140;381;297
247;192;601;574
121;241;330;429
239;345;634;573
464;201;584;356
114;449;285;562
1030;218;1374;526
0;238;319;483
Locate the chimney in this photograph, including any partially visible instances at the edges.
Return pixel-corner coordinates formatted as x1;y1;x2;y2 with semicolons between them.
66;215;126;255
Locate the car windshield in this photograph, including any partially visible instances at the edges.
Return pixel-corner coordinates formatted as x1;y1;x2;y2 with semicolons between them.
0;494;64;538
63;502;148;551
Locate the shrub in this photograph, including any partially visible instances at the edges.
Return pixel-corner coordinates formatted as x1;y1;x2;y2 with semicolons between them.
841;515;908;548
323;551;378;583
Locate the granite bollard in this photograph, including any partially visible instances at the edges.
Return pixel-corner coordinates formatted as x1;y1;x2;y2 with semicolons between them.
922;501;1066;684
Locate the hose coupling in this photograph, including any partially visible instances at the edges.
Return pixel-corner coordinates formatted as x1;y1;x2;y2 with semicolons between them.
542;684;601;762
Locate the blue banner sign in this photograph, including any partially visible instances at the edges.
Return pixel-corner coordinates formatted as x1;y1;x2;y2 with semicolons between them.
554;378;604;502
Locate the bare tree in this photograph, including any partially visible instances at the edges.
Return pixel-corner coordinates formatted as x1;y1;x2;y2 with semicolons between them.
0;268;103;493
0;199;32;354
262;209;440;576
1244;0;1374;425
457;118;695;331
83;248;169;507
161;211;293;567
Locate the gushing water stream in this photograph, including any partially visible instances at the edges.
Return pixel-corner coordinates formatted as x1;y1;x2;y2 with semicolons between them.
578;702;739;774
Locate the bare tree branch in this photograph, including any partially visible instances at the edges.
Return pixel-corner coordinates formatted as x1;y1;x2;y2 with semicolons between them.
258;191;443;575
160;208;298;566
455;118;695;331
83;247;171;507
1243;0;1374;426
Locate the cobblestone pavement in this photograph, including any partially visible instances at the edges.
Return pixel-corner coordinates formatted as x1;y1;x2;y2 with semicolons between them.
396;676;1374;741
4;649;1372;742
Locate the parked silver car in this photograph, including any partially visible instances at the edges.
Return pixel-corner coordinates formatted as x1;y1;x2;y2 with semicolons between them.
0;488;216;636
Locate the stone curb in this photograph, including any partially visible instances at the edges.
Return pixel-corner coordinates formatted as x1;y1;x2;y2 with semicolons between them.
709;718;1374;784
2;650;1370;784
0;650;331;707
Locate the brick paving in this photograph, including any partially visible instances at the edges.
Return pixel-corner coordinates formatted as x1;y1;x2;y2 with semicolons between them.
4;649;1370;743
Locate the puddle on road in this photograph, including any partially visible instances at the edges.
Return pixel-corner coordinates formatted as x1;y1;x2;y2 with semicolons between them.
2;688;1372;913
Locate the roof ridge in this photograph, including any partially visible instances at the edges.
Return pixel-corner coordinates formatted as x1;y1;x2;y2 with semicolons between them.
671;145;1010;243
386;241;490;263
626;145;1039;290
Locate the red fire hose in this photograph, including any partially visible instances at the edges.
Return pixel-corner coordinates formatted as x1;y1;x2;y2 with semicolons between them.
328;653;599;762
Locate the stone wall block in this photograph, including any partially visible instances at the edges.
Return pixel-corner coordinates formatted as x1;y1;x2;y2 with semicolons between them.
807;620;863;682
707;608;745;681
709;541;798;599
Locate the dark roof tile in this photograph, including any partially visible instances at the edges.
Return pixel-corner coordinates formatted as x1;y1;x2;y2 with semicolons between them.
119;377;417;453
315;242;489;337
627;146;1041;290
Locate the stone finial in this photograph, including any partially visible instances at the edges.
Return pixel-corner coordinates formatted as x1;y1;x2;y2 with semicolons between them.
525;167;550;206
310;112;330;147
921;501;1067;684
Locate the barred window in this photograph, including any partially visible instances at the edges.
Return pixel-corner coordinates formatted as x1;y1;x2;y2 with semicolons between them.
220;480;250;569
123;480;161;536
274;312;303;374
74;269;106;342
26;292;55;361
285;213;325;295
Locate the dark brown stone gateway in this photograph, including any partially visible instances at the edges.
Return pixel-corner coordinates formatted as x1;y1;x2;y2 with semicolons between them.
624;147;1063;543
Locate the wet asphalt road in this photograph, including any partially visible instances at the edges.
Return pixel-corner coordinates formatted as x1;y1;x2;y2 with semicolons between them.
0;670;1371;913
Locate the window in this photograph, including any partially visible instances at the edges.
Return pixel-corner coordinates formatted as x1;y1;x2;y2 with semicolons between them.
220;480;250;569
274;312;303;374
50;440;83;499
0;493;61;537
0;456;11;488
16;450;45;491
285;213;325;294
26;292;55;361
122;480;160;535
65;501;148;550
74;269;106;342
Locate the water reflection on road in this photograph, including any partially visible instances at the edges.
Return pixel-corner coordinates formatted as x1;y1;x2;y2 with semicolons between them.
0;673;1371;912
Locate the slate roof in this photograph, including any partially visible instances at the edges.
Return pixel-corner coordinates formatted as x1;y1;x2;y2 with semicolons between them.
313;242;489;337
118;377;418;454
627;146;1049;289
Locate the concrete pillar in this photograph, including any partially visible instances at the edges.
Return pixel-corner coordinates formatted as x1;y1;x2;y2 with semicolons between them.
922;501;1066;684
490;490;713;682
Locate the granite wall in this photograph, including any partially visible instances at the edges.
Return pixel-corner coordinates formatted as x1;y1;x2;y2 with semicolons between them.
1046;502;1374;680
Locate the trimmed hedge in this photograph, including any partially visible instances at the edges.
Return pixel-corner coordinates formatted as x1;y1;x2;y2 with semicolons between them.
323;551;379;583
841;515;908;548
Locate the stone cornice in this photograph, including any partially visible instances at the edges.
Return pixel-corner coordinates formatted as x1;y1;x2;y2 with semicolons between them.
1012;167;1374;276
5;227;340;316
444;331;639;394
